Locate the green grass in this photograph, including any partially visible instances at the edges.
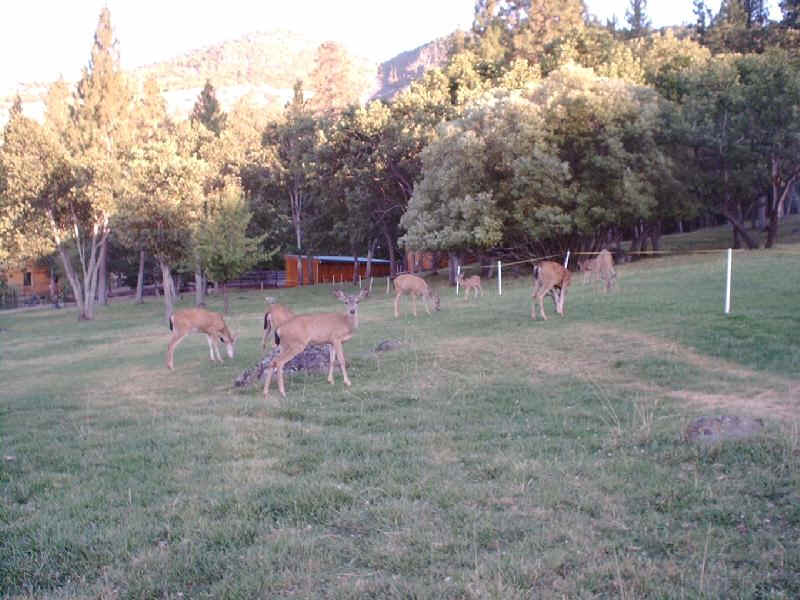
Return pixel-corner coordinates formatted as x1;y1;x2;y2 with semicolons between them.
2;233;799;598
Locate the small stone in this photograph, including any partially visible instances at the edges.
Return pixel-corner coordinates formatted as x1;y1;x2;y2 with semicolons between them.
685;415;764;445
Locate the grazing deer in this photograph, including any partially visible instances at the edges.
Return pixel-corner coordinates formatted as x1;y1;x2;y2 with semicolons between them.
578;249;616;292
166;308;238;370
531;261;571;320
457;273;483;300
261;297;296;350
264;289;369;398
393;274;440;318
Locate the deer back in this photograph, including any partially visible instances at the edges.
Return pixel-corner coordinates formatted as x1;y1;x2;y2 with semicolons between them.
394;274;429;296
533;261;571;288
171;308;231;339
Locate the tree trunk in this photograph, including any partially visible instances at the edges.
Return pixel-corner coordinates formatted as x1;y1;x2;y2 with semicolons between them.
365;238;376;281
448;251;461;286
649;221;663;252
97;236;108;305
381;223;397;276
159;260;174;325
297;254;304;287
135;249;145;304
722;209;758;249
194;262;205;307
222;283;230;314
352;252;359;285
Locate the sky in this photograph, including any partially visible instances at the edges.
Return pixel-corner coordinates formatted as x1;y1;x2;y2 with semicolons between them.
0;1;783;93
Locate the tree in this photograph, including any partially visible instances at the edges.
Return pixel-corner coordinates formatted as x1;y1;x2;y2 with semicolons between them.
117;127;206;323
191;79;226;136
194;181;269;313
781;0;800;27
4;7;137;320
309;42;364;116
261;81;318;285
68;7;134;312
625;0;651;38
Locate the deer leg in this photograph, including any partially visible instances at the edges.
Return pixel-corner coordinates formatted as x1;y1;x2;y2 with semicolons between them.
557;286;567;316
412;294;418;316
166;332;187;370
327;343;336;384
265;343;304;399
333;340;351;386
206;334;222;362
394;293;401;318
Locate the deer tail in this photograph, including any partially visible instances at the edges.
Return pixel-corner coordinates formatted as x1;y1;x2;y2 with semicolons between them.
168;314;174;331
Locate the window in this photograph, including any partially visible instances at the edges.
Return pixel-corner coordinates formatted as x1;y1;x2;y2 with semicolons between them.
24;272;32;287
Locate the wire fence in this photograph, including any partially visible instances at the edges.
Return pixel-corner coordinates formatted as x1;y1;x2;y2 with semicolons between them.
453;247;800;314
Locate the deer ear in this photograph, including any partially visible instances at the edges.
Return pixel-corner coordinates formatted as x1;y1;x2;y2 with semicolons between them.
333;289;346;301
357;289;369;300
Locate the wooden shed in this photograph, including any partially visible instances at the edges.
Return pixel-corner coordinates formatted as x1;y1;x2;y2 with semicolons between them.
284;255;391;287
2;262;53;298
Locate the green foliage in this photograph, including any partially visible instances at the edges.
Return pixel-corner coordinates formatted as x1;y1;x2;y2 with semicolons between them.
194;181;270;284
190;80;226;136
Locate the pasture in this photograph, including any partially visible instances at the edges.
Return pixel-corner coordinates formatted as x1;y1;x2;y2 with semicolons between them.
1;246;799;598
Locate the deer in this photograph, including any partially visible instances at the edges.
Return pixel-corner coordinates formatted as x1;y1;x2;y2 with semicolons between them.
393;273;440;318
457;272;483;300
531;260;571;320
166;308;238;370
261;297;296;351
264;289;369;399
578;249;617;292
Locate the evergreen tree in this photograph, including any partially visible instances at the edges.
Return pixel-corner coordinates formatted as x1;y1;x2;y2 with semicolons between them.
309;42;364;116
190;79;226;136
625;0;651;37
781;0;800;27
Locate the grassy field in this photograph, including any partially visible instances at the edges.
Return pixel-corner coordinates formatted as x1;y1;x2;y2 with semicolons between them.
2;228;800;598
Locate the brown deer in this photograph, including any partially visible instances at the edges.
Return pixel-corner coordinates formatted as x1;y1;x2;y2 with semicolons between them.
264;289;369;398
393;274;440;318
261;297;296;350
578;249;616;292
457;272;483;300
166;308;238;370
531;261;571;320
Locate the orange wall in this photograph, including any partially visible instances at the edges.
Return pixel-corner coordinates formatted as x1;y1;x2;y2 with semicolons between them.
284;255;390;287
4;264;51;296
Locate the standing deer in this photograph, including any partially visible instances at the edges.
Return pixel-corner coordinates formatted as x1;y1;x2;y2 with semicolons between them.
166;308;238;370
393;274;440;318
531;261;571;320
264;289;369;398
261;297;296;350
457;272;483;300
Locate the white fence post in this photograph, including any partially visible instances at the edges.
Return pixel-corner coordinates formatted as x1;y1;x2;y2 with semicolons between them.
498;260;502;296
456;265;461;296
724;248;732;314
564;250;570;269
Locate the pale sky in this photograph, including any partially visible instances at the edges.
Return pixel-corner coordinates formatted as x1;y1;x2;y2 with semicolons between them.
0;1;783;94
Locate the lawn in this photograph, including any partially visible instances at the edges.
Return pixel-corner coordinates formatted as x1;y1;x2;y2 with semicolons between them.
1;232;799;598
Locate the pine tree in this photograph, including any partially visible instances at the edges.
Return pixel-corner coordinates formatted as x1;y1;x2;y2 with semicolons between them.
782;0;800;27
190;80;226;136
309;42;363;116
625;0;651;37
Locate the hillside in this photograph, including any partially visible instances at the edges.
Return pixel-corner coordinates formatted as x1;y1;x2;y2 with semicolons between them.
0;29;452;126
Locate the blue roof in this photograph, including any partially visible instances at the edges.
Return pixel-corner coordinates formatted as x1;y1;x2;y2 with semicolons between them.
315;255;390;264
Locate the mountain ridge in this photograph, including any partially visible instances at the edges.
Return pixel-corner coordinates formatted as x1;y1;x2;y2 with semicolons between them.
0;28;454;126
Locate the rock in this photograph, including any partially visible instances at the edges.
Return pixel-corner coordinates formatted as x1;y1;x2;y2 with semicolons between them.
685;415;764;445
374;339;404;352
234;344;333;388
